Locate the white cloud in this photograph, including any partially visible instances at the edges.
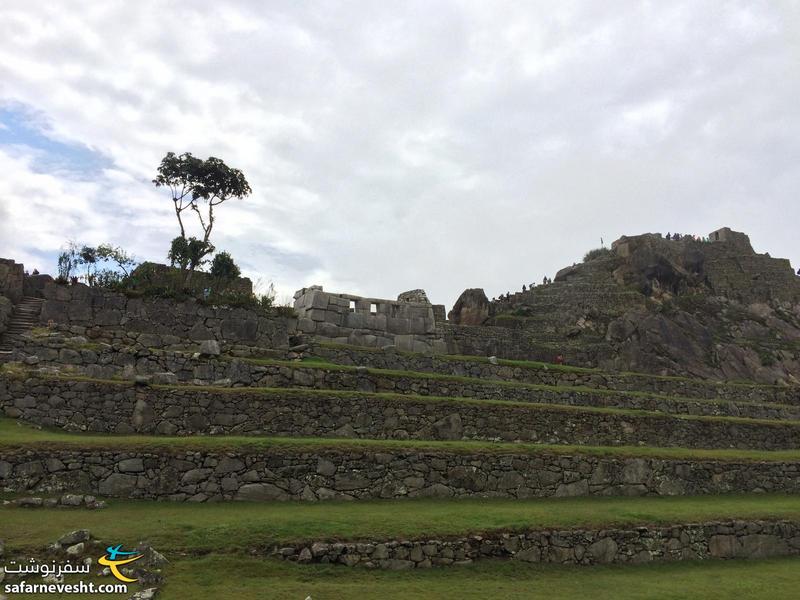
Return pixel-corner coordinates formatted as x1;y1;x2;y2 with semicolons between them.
0;0;798;308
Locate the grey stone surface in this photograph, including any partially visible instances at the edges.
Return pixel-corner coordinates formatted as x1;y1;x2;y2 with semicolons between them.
274;520;800;569
2;446;800;502
5;375;800;449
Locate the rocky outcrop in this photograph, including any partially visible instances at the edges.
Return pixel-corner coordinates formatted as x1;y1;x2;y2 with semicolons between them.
397;289;430;303
448;288;490;326
483;229;800;383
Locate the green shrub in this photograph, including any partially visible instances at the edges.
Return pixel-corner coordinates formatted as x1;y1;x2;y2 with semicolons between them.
583;247;611;262
210;251;241;280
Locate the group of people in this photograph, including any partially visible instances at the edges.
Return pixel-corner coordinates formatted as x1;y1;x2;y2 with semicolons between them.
492;276;553;303
665;232;711;242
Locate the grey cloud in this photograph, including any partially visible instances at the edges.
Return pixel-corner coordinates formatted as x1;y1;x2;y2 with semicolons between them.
0;0;798;307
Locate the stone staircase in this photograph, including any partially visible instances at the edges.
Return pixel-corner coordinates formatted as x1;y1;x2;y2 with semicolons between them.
0;296;44;353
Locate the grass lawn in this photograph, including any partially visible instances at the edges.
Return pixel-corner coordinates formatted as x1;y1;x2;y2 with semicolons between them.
4;494;800;554
6;418;800;461
6;495;800;599
11;553;800;599
162;554;800;600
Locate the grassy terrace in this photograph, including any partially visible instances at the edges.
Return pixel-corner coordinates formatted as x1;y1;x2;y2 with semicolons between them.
9;553;800;599
5;494;800;598
134;557;800;600
4;494;800;552
4;418;800;461
14;357;800;418
242;356;800;411
7;369;800;430
313;341;799;391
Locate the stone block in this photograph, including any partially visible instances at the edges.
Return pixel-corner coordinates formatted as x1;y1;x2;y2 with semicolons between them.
308;309;328;322
394;335;415;352
317;322;341;337
199;340;221;356
297;318;316;333
237;483;289;501
386;317;410;335
307;290;329;309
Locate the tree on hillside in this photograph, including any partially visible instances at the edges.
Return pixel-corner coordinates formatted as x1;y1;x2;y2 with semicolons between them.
153;152;251;281
167;236;215;273
56;241;137;287
210;251;241;280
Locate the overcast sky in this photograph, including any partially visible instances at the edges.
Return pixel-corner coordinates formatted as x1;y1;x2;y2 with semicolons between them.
0;1;798;308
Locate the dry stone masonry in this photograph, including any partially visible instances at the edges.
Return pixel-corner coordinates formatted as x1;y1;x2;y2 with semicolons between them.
277;519;800;568
3;446;800;502
293;286;447;352
5;375;800;450
2;226;800;573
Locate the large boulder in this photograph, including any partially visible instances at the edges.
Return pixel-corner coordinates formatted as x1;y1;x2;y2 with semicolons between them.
397;289;430;304
448;288;490;326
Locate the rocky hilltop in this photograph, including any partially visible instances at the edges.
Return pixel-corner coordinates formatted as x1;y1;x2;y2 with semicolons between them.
451;228;800;384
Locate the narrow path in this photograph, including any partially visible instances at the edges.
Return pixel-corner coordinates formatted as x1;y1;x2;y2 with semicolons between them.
0;296;44;353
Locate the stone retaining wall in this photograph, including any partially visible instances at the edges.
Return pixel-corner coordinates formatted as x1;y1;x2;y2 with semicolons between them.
37;282;293;348
0;294;12;336
439;322;610;366
8;339;800;421
276;520;800;568
0;259;24;304
5;376;800;450
313;345;800;405
2;445;800;502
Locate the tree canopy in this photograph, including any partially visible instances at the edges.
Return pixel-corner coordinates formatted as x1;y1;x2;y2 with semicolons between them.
153;152;251;278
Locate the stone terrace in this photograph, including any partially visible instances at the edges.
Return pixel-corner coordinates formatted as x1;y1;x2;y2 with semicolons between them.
3;274;800;571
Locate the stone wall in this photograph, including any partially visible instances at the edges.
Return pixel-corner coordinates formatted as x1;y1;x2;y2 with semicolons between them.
440;322;609;364
312;345;800;405
12;336;800;406
2;445;800;502
0;294;12;336
130;262;254;296
5;375;800;449
277;519;800;568
37;281;293;348
0;258;24;304
293;286;447;353
7;341;800;423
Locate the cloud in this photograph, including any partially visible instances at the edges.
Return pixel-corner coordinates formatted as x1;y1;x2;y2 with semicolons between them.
0;0;798;307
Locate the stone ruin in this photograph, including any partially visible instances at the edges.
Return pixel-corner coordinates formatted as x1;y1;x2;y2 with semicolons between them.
293;286;447;353
2;226;799;382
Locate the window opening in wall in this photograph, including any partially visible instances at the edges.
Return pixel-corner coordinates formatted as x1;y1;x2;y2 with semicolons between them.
349;300;356;312
370;303;377;314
